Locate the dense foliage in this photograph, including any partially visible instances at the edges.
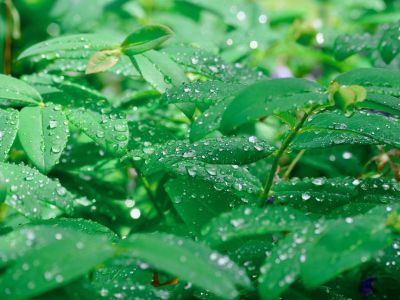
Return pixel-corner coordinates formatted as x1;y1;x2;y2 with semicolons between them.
1;0;400;299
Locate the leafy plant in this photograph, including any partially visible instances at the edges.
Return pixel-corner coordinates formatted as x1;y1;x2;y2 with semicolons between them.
1;0;400;299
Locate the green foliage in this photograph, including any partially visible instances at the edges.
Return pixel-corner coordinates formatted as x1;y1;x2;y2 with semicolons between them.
1;0;400;299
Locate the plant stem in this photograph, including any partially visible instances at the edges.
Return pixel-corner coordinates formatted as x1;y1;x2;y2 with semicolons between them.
260;111;310;205
283;149;306;179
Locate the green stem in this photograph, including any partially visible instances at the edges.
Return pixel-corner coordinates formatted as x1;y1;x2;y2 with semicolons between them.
260;111;310;205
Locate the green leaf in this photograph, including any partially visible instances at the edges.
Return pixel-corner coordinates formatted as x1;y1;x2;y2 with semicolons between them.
0;222;114;300
121;24;174;56
85;48;122;75
258;224;319;300
293;110;400;149
120;232;252;299
220;78;327;132
301;215;393;288
0;74;42;107
201;205;311;246
0;162;76;219
335;68;400;99
132;50;188;93
190;98;232;141
272;177;400;214
18;103;69;173
66;108;129;156
23;73;110;111
137;136;275;174
165;178;244;231
167;161;262;200
333;33;375;61
379;21;400;64
0;108;19;161
163;80;244;109
18;34;120;61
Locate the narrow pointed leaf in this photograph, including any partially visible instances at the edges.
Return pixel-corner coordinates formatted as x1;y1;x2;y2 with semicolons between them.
0;108;19;161
121;24;174;56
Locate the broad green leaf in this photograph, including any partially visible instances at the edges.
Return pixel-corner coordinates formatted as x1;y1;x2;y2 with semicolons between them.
18;104;69;173
272;177;400;214
0;74;42;107
163;45;264;83
75;255;172;299
165;178;244;231
167;161;262;200
0;225;114;300
190;98;232;141
0;218;115;268
301;215;393;288
66;108;129;156
85;48;122;75
258;224;320;300
293;110;400;149
23;73;110;111
379;21;400;64
163;80;244;109
121;24;174;56
0;108;19;161
120;232;252;299
137;136;275;174
0;162;76;219
132;50;188;93
220;78;327;132
333;33;375;61
18;34;120;61
201;205;311;246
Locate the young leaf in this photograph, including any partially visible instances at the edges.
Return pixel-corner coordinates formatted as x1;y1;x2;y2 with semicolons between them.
18;103;69;173
66;108;129;156
293;110;400;149
0;226;114;300
0;74;42;107
202;205;311;246
120;232;252;299
0;162;76;219
220;78;327;132
86;48;122;75
121;24;174;56
0;108;19;161
335;68;400;99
